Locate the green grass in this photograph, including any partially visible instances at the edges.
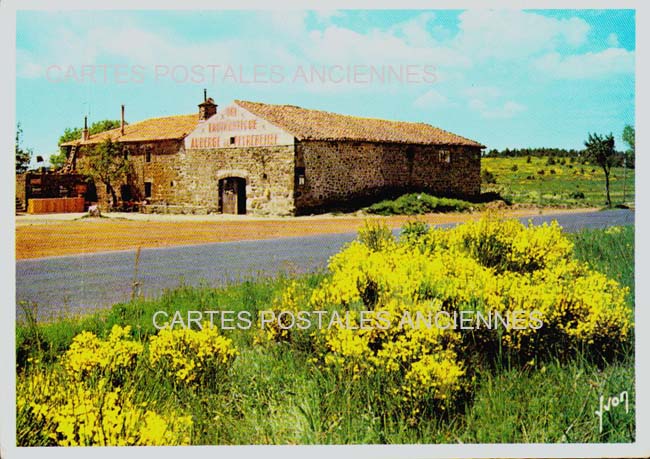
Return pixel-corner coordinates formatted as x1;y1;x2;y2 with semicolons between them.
571;225;634;303
482;156;635;207
16;225;635;445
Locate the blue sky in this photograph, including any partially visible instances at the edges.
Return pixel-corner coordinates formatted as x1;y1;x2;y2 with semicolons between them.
16;9;635;163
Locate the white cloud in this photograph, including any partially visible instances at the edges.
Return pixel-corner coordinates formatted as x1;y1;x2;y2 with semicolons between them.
413;89;449;109
462;85;526;119
17;50;43;78
468;98;526;119
392;12;437;47
312;10;343;24
303;25;470;68
534;48;634;79
17;10;632;89
269;11;308;38
454;10;590;60
607;33;620;47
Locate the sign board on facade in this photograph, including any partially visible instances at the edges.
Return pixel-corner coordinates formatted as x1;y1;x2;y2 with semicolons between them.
184;103;294;150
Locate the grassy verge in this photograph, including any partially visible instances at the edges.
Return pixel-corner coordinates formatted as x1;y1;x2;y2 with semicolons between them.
16;224;635;445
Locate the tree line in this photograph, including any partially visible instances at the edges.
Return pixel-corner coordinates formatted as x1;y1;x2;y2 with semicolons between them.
483;126;635;166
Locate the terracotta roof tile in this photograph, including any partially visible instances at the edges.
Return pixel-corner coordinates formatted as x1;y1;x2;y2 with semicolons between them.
60;113;198;146
60;101;484;148
235;100;484;147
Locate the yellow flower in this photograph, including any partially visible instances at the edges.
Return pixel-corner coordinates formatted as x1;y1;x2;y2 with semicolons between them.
149;322;237;385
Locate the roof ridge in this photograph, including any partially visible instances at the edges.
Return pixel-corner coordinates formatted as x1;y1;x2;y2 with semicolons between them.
235;99;484;147
235;99;430;126
82;113;198;137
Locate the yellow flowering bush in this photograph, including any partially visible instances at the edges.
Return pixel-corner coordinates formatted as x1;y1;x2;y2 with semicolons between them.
63;325;143;381
17;325;194;446
149;324;238;385
312;296;465;406
258;280;310;343
17;369;192;446
305;216;632;408
427;217;573;273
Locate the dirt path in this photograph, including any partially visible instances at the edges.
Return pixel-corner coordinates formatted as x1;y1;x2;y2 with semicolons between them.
15;207;598;260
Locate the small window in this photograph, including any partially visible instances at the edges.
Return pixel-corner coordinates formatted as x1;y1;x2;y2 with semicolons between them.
295;167;306;186
145;150;152;163
144;182;152;198
438;150;451;163
106;184;111;193
230;136;236;145
170;181;174;187
123;147;129;160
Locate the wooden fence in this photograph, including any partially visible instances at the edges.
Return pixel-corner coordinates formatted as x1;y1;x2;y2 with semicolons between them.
27;197;85;214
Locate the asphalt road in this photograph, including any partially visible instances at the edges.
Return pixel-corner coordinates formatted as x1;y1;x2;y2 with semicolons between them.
16;209;634;320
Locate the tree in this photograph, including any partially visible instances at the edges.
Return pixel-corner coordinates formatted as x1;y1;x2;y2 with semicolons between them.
15;123;32;173
622;125;635;154
58;120;123;147
622;125;635;168
584;132;616;207
53;119;123;171
49;150;67;170
78;139;130;208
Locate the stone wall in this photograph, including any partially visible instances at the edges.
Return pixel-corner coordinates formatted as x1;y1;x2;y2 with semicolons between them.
174;144;296;215
78;140;296;215
79;139;185;209
77;138;480;216
294;140;481;213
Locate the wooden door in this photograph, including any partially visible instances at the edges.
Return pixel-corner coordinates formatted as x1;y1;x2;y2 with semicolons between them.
220;177;246;214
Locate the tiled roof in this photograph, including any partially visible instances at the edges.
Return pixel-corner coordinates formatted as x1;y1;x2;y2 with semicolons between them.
235;100;484;147
60;101;484;148
60;114;199;146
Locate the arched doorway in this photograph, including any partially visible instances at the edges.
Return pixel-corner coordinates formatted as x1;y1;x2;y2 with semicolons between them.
218;177;246;214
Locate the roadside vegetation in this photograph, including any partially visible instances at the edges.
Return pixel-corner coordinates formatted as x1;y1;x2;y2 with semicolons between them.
365;193;473;215
16;219;634;445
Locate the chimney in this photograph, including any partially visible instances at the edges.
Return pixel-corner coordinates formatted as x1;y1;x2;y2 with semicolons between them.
81;116;89;141
121;105;125;135
198;89;217;121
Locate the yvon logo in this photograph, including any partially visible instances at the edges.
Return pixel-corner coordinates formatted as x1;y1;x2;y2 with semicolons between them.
595;390;630;433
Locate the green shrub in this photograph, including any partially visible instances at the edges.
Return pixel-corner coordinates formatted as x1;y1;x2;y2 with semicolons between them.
481;169;497;184
401;220;430;244
357;219;394;251
365;193;472;216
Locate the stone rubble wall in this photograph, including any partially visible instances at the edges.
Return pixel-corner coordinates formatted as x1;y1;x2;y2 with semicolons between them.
294;140;481;213
80;140;296;215
76;138;481;215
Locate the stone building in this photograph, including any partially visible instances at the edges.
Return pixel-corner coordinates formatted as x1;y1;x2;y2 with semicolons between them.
60;94;484;215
